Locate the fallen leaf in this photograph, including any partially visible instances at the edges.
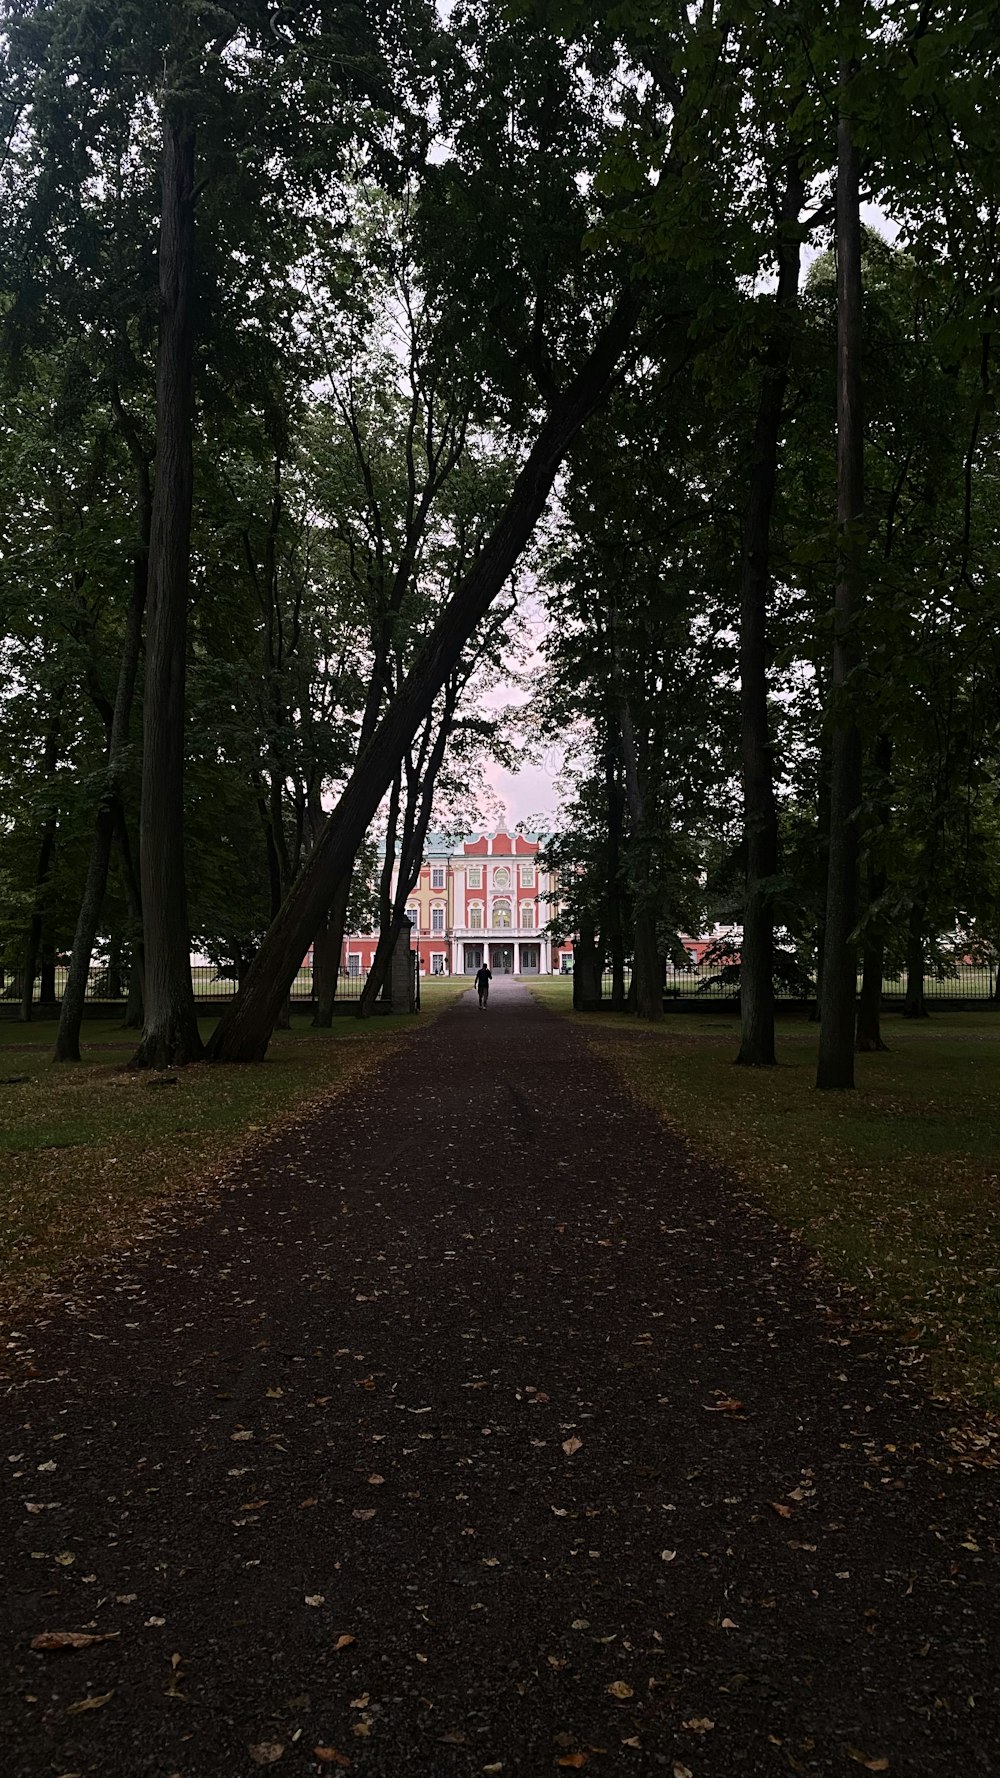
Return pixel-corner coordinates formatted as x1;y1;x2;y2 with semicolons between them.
622;1738;641;1750
570;1619;590;1630
313;1750;351;1768
248;1744;284;1766
305;1596;326;1608
770;1502;792;1519
720;1617;737;1629
562;1437;583;1457
682;1717;715;1733
31;1631;120;1652
55;1552;76;1567
547;1656;569;1670
353;1509;376;1521
241;1500;269;1512
351;1723;370;1739
231;1430;253;1441
350;1694;370;1709
367;1474;385;1486
845;1751;889;1773
607;1681;634;1700
704;1397;743;1413
483;1765;504;1775
65;1691;114;1716
673;1765;693;1778
265;1387;283;1398
439;1730;470;1744
557;1755;588;1769
300;1498;318;1509
334;1634;355;1651
660;1549;677;1563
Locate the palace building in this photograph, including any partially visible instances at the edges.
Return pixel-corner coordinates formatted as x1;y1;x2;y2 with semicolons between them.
342;832;573;978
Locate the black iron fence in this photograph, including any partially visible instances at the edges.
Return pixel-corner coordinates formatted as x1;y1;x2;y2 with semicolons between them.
599;962;999;1003
0;963;370;1006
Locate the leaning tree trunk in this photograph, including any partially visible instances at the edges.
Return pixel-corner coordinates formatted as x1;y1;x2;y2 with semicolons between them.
131;110;202;1069
311;876;352;1026
55;482;148;1061
816;45;865;1091
205;287;644;1063
737;150;805;1067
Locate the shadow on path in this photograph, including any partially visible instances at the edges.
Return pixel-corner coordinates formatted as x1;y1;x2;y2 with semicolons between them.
1;983;998;1775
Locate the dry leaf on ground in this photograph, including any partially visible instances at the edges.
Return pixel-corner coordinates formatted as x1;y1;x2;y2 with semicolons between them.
562;1436;583;1456
249;1744;284;1766
607;1681;633;1700
557;1754;588;1769
846;1750;890;1773
313;1749;351;1767
65;1691;114;1715
31;1631;119;1652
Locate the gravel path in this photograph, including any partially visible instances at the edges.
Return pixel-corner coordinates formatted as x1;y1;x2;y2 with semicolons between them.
2;980;998;1776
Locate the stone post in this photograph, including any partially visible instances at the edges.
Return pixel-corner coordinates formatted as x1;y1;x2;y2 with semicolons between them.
386;915;416;1013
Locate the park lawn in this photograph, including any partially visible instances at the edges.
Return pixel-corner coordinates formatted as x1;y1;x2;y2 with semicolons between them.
0;979;463;1305
531;978;1000;1413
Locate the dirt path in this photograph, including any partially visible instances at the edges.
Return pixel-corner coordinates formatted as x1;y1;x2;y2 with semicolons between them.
2;982;998;1777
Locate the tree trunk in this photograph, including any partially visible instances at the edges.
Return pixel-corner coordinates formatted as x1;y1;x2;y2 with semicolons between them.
131;109;202;1069
358;771;403;1019
855;734;891;1053
816;48;865;1091
311;878;351;1026
572;913;602;1011
617;681;662;1023
55;470;149;1061
603;720;627;1011
855;928;887;1049
206;287;644;1062
903;916;929;1019
737;151;805;1067
124;955;144;1028
40;942;56;1006
19;698;63;1024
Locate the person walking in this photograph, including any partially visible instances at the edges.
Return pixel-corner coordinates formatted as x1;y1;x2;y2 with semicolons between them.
474;961;492;1009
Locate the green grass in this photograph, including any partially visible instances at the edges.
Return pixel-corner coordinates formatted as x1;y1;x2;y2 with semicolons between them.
530;979;1000;1412
0;979;463;1305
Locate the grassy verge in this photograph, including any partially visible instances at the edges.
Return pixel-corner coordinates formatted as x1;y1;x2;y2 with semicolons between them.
0;979;463;1306
530;979;1000;1412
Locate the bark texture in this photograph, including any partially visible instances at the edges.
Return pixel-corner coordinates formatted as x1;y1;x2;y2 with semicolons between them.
816;59;865;1091
132;112;202;1068
736;152;804;1067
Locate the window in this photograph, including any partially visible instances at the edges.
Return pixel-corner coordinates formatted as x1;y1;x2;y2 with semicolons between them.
467;864;482;889
405;906;419;930
520;903;534;929
431;864;445;890
431;953;446;975
468;903;483;930
519;863;534;887
347;953;361;977
431;904;445;933
493;865;511;889
492;900;511;929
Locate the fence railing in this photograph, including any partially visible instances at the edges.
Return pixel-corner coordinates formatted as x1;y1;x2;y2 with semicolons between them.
597;963;999;1003
0;963;370;1006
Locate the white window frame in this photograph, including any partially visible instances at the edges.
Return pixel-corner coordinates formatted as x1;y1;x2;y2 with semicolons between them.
468;902;483;930
431;952;446;974
405;906;419;930
430;864;446;890
520;903;534;929
492;865;511;890
492;899;512;930
518;863;534;887
431;903;445;933
347;952;362;977
467;864;483;889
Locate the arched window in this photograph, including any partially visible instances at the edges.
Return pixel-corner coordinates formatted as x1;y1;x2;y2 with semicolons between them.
468;903;483;930
492;900;511;929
